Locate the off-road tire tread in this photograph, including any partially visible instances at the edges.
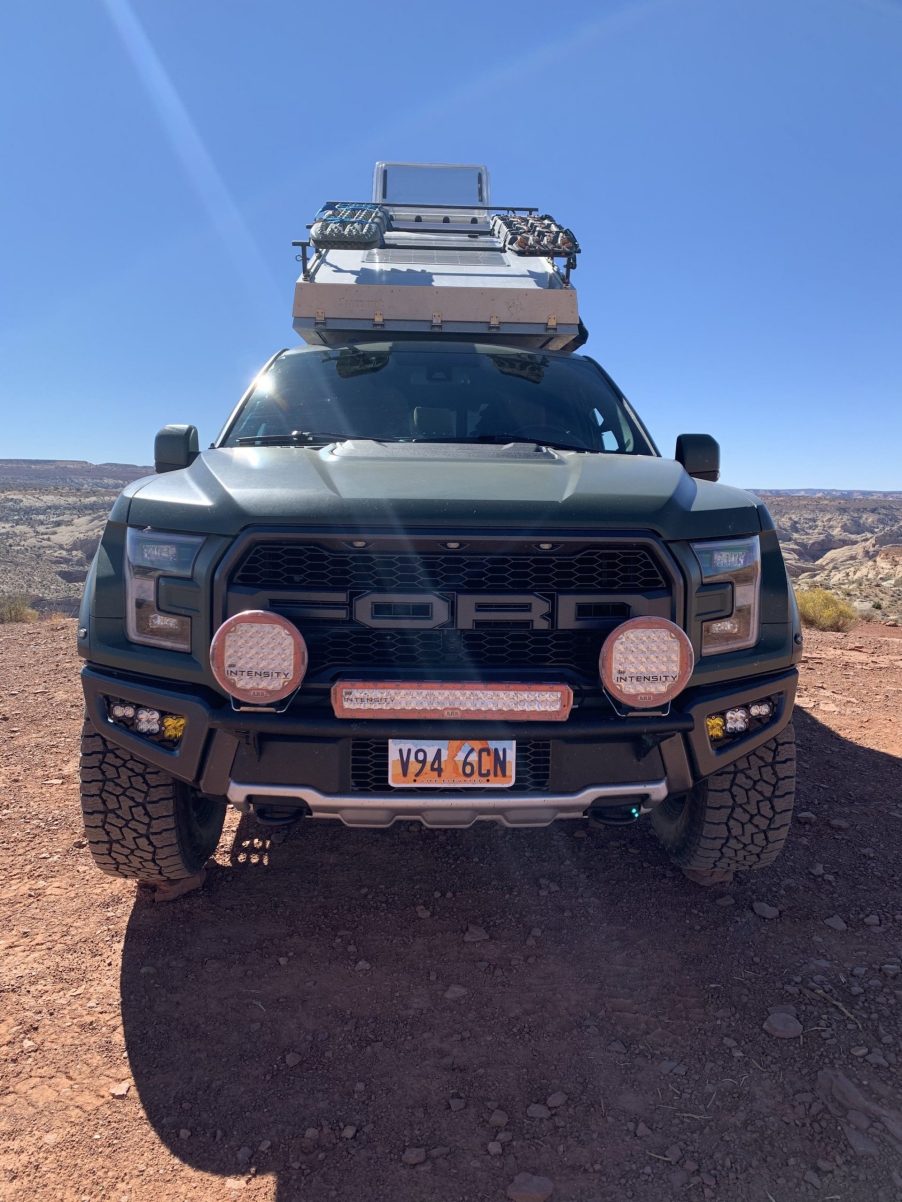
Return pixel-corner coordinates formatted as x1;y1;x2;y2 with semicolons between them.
653;724;796;874
80;720;221;882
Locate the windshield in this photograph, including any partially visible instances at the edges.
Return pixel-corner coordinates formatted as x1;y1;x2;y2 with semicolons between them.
221;345;656;455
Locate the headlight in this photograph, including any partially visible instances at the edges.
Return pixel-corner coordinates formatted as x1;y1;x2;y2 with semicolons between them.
691;536;761;655
125;528;204;652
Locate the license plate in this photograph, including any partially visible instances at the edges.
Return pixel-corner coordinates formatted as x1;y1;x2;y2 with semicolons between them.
388;740;516;788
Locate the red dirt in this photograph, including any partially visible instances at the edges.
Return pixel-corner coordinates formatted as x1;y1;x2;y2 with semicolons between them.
0;620;900;1201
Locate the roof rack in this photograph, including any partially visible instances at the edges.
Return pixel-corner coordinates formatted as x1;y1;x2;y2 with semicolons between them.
292;163;586;353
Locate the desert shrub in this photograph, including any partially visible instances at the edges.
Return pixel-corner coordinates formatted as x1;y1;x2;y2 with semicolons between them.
0;594;39;624
796;588;857;632
71;535;101;562
873;600;883;610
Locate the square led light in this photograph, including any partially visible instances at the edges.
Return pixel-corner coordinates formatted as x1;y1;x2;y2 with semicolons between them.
706;713;726;740
135;707;161;734
725;706;749;733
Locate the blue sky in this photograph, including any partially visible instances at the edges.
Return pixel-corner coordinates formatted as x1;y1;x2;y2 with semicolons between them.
1;0;900;488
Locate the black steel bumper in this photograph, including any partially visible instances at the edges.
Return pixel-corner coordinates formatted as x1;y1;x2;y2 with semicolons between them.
81;664;797;824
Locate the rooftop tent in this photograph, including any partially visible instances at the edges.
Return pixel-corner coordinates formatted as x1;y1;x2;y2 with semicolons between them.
293;162;585;353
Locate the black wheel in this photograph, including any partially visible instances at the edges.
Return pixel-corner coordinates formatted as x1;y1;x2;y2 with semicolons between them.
652;724;796;878
79;720;225;882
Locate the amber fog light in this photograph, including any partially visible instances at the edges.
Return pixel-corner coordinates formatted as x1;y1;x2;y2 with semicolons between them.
600;617;694;709
210;611;307;705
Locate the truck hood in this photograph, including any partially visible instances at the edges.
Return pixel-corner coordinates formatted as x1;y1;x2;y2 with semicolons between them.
122;442;761;540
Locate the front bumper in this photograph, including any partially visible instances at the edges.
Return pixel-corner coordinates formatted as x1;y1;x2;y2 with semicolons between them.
81;665;797;829
226;780;670;829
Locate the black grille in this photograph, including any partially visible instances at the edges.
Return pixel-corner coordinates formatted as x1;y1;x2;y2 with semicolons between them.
350;739;551;793
227;538;672;685
233;543;666;593
304;627;613;675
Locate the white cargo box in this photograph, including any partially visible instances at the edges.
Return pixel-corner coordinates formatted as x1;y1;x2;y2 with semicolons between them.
293;163;585;353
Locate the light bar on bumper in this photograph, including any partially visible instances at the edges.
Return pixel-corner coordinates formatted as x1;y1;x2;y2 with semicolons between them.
331;682;573;721
691;536;761;655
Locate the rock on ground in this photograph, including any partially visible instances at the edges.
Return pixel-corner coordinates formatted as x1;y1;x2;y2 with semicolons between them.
507;1173;555;1202
764;1012;804;1039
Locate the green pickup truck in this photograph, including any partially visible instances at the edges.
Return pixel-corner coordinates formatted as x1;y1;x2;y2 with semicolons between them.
78;165;800;892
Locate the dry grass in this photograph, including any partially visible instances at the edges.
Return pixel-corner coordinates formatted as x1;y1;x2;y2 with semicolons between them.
0;594;39;624
796;587;857;632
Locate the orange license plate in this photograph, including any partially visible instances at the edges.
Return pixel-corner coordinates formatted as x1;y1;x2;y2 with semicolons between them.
388;740;516;788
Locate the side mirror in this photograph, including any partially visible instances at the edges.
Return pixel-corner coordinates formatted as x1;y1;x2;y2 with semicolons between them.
154;424;199;474
675;433;720;482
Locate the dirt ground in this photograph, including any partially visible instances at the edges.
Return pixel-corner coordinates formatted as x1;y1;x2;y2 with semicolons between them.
1;620;901;1202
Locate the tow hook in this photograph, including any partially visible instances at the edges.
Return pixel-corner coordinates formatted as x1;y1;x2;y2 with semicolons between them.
252;803;307;828
588;804;642;828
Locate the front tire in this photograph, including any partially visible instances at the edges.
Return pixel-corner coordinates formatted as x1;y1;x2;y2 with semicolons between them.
652;724;796;877
80;720;225;882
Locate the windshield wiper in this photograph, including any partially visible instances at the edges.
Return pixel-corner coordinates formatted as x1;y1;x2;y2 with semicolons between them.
409;434;592;453
474;433;590;452
235;430;378;447
235;431;592;452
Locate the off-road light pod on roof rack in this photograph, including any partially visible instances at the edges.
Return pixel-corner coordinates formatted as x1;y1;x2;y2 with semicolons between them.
210;611;308;706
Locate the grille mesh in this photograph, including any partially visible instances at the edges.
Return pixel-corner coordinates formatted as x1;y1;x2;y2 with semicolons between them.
229;540;669;684
350;739;551;793
303;627;613;675
233;544;666;593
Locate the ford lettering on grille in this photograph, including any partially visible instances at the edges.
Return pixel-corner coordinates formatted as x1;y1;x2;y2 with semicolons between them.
287;590;622;631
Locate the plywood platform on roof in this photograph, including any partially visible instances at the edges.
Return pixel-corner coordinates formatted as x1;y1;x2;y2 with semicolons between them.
293;245;581;351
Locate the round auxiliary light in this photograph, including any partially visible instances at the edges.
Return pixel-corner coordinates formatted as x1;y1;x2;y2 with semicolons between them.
600;617;694;709
210;611;307;705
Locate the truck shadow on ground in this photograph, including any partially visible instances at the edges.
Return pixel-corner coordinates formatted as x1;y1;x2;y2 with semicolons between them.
119;710;901;1202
